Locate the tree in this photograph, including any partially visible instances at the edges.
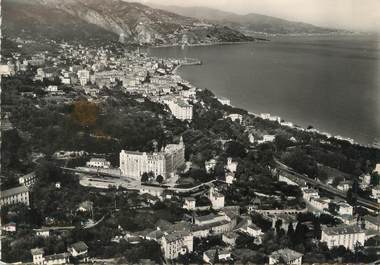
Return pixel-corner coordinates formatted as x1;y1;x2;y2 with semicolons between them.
225;141;247;158
71;99;98;127
352;178;359;194
275;219;283;236
287;222;295;238
371;173;380;186
156;175;164;184
346;189;357;205
147;171;155;181
141;172;149;183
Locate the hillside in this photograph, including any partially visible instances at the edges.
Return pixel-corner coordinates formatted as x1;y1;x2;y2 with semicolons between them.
150;4;344;35
2;0;254;45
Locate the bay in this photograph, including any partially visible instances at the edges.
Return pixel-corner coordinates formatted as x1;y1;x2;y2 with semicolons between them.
149;35;380;145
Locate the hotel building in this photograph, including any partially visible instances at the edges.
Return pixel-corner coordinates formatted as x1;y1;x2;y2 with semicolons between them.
120;138;185;179
165;98;193;121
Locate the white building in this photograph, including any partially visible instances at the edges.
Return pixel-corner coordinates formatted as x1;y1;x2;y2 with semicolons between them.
279;174;299;186
281;121;294;128
19;172;36;187
247;224;264;238
218;250;232;262
205;159;217;173
45;85;58;93
309;197;330;211
86;158;111;169
359;174;371;189
218;97;231;106
120;138;185;179
183;197;196;210
371;185;380;202
165;98;193;121
269;248;303;265
227;114;243;124
68;241;89;262
161;232;193;260
0;186;30;207
209;186;225;209
31;248;70;265
225;172;236;185
3;222;16;232
337;181;351;192
373;164;380;175
44;253;70;265
77;69;90;87
222;232;239;246
226;157;238;173
248;133;255;144
302;189;319;202
321;225;365;250
203;249;217;264
258;135;276;144
337;202;353;216
192;213;233;237
31;248;45;265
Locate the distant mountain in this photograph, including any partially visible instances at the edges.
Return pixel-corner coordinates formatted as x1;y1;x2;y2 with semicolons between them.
150;4;344;35
3;0;254;45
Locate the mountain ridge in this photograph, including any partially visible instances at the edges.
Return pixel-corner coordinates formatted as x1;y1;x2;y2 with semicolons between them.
3;0;255;45
148;3;346;35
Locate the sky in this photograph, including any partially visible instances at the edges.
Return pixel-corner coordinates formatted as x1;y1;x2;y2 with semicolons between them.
132;0;380;32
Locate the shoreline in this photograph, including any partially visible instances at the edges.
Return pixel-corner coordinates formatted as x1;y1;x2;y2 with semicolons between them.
152;40;262;49
148;31;368;49
172;59;379;151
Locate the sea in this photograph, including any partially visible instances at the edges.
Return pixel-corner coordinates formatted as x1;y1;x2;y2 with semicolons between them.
149;35;380;146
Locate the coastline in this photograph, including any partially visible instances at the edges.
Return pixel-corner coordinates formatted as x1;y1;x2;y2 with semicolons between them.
152;40;263;49
149;32;364;49
173;59;379;151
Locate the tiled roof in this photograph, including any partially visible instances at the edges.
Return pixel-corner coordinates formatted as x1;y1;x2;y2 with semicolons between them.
1;186;29;198
322;225;364;235
45;252;69;261
164;231;190;243
69;241;88;252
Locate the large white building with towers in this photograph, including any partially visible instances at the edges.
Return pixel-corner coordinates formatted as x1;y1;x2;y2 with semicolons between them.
119;137;185;179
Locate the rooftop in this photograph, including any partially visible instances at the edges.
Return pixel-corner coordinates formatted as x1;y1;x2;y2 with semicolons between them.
364;215;380;226
69;241;88;252
322;225;364;235
270;248;303;263
31;248;45;255
89;158;109;162
1;185;29;198
164;231;190;243
45;252;69;261
195;213;218;223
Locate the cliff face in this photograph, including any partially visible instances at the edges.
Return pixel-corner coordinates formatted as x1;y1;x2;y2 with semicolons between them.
3;0;253;45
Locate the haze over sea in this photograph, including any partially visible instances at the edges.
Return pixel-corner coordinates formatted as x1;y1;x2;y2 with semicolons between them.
149;35;380;145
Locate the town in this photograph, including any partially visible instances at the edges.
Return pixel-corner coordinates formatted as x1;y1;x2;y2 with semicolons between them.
1;29;380;265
